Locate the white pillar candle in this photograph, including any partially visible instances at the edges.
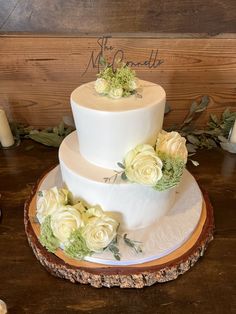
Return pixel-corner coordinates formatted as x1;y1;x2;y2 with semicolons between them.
230;119;236;144
0;109;14;147
0;299;7;314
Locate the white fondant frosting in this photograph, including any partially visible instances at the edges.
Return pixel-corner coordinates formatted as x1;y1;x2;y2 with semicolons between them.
71;80;166;170
59;132;176;230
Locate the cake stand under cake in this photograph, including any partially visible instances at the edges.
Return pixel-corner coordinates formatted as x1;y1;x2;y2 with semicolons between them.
24;166;214;288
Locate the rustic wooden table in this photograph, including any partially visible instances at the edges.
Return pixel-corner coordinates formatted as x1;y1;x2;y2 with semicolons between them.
0;139;235;314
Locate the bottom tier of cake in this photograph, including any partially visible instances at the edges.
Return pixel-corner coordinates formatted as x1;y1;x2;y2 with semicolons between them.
59;131;177;230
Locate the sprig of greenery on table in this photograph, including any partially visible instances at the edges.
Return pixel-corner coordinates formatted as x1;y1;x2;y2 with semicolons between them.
10;121;75;148
10;98;235;152
168;96;236;153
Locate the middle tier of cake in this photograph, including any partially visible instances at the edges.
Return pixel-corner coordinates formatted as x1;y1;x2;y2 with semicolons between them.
59;131;176;231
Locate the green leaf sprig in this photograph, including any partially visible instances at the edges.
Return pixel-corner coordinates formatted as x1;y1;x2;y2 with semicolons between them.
103;163;127;183
169;96;236;153
106;236;121;260
10;121;75;148
123;234;143;254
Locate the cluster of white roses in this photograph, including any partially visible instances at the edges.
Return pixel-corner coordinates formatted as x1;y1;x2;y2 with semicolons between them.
95;77;139;99
124;130;188;187
37;187;118;254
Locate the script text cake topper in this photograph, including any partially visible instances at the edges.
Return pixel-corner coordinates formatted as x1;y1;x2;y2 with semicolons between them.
82;36;164;76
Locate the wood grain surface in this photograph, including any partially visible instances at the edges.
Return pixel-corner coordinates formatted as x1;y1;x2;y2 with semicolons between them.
0;35;236;128
0;140;235;312
0;0;236;34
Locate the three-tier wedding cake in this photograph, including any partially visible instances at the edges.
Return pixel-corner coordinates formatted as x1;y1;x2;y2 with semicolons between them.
36;64;202;265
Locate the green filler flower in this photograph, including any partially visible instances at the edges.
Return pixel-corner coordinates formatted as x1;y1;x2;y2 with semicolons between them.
64;229;92;260
154;153;185;191
95;62;139;99
39;215;59;253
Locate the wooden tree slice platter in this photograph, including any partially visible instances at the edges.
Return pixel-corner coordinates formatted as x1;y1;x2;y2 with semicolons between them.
24;167;214;288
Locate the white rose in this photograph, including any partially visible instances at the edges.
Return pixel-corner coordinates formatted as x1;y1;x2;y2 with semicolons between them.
82;216;118;252
85;205;104;219
94;78;108;94
156;130;188;163
124;144;163;185
50;205;84;244
72;201;89;222
129;78;139;90
73;201;86;214
36;187;69;223
109;87;123;99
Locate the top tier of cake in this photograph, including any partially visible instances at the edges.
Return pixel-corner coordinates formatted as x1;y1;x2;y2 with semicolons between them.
71;80;166;170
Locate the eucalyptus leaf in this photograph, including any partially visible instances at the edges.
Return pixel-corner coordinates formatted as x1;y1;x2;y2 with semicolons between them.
53;127;59;135
187;96;209;116
200;95;209;107
207;138;217;148
208;121;217;129
192;95;209;113
190;159;199;166
223;108;231;119
44;127;53;132
186;143;197;153
29;130;40;135
205;129;221;136
64;126;75;136
183;116;193;124
117;162;125;169
29;132;63;147
218;135;228;143
123;234;142;254
25;145;34;151
114;253;121;260
190;101;198;114
181;125;194;133
195;107;207;113
210;114;218;124
192;130;206;135
109;245;119;254
187;135;200;145
220;141;236;153
107;240;121;260
58;121;65;136
165;103;171;114
121;172;127;180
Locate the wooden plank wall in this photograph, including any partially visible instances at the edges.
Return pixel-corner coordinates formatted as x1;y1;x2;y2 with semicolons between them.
1;0;236;34
0;35;236;128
